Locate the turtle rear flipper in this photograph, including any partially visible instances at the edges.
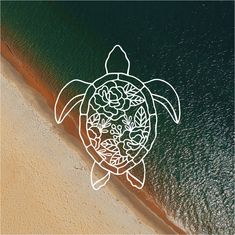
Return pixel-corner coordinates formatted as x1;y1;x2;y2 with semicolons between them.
126;160;145;189
91;162;111;190
54;79;90;124
145;79;181;124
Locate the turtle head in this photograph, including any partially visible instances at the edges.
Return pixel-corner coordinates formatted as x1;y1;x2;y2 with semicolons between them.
105;45;130;75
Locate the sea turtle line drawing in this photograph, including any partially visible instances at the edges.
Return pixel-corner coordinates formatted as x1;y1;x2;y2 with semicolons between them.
54;45;181;190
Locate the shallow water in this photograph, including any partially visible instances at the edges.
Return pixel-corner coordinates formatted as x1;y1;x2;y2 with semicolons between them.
2;2;234;234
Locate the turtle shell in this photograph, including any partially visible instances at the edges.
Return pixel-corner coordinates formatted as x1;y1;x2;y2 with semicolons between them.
79;73;157;175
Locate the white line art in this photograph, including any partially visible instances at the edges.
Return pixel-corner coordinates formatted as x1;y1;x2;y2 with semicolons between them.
54;45;181;190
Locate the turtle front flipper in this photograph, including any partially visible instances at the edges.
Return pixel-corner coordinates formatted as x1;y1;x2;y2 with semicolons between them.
126;160;146;189
91;162;111;190
145;79;181;124
54;79;91;124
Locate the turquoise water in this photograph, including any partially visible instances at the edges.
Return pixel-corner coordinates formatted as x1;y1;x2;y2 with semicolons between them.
2;2;234;234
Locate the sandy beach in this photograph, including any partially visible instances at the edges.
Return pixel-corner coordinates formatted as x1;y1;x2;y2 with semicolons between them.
0;55;180;234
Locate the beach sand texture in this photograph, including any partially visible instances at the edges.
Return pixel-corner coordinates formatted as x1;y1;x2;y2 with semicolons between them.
1;56;177;234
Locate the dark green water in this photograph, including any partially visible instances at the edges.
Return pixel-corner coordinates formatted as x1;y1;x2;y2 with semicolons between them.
2;2;234;234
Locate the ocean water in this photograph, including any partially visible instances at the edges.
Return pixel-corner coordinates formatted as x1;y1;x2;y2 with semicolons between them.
1;2;234;234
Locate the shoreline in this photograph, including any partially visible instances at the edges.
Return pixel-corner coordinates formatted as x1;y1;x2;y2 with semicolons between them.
1;39;186;234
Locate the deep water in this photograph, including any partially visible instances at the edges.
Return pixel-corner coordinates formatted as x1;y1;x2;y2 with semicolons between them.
1;2;234;234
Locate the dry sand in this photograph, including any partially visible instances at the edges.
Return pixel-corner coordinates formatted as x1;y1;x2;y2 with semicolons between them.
0;56;177;234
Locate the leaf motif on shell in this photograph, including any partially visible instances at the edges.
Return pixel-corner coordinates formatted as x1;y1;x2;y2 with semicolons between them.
110;154;127;166
124;83;139;97
87;113;100;127
101;139;119;152
97;149;112;158
130;95;144;106
134;107;148;128
124;83;144;106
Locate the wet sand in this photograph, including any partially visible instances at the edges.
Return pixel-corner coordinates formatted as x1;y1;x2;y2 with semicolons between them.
1;40;186;234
